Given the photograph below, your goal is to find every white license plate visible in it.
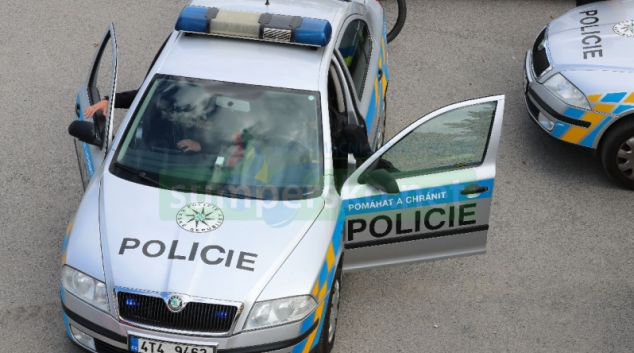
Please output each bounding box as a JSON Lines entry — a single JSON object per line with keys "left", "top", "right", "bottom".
{"left": 130, "top": 337, "right": 216, "bottom": 353}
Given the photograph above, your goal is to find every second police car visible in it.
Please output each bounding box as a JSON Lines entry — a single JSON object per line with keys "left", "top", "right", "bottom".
{"left": 525, "top": 0, "right": 634, "bottom": 189}
{"left": 62, "top": 0, "right": 505, "bottom": 352}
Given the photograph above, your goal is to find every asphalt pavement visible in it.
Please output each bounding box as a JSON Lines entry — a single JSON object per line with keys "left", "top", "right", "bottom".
{"left": 1, "top": 0, "right": 633, "bottom": 352}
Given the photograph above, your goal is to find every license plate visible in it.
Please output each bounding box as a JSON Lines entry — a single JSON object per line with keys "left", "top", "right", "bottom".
{"left": 130, "top": 336, "right": 216, "bottom": 353}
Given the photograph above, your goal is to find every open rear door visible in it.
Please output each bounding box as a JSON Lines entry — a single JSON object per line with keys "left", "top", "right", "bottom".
{"left": 72, "top": 24, "right": 118, "bottom": 189}
{"left": 342, "top": 96, "right": 505, "bottom": 271}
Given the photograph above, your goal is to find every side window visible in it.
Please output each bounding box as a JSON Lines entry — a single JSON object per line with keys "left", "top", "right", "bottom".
{"left": 338, "top": 20, "right": 372, "bottom": 99}
{"left": 381, "top": 102, "right": 497, "bottom": 177}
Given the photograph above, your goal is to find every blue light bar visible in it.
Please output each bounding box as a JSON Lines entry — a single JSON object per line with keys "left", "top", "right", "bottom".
{"left": 174, "top": 5, "right": 332, "bottom": 47}
{"left": 295, "top": 18, "right": 332, "bottom": 47}
{"left": 175, "top": 6, "right": 209, "bottom": 33}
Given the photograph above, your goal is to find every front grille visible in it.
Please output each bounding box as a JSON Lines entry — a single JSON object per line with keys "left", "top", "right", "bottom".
{"left": 117, "top": 292, "right": 239, "bottom": 334}
{"left": 532, "top": 28, "right": 551, "bottom": 77}
{"left": 95, "top": 339, "right": 127, "bottom": 353}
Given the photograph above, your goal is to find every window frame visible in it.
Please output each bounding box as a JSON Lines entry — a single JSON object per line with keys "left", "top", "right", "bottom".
{"left": 336, "top": 18, "right": 374, "bottom": 101}
{"left": 379, "top": 103, "right": 499, "bottom": 180}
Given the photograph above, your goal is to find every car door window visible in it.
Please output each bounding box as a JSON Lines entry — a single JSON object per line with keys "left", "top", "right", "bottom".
{"left": 381, "top": 102, "right": 497, "bottom": 178}
{"left": 338, "top": 19, "right": 372, "bottom": 99}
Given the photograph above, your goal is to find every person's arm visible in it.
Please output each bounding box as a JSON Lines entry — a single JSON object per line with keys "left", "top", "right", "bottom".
{"left": 105, "top": 90, "right": 139, "bottom": 109}
{"left": 84, "top": 90, "right": 139, "bottom": 118}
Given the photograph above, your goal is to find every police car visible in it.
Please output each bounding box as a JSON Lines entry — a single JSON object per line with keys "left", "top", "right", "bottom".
{"left": 62, "top": 0, "right": 505, "bottom": 352}
{"left": 525, "top": 0, "right": 634, "bottom": 189}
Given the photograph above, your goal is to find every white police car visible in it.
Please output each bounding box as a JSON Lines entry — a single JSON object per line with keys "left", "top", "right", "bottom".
{"left": 62, "top": 0, "right": 506, "bottom": 352}
{"left": 525, "top": 0, "right": 634, "bottom": 189}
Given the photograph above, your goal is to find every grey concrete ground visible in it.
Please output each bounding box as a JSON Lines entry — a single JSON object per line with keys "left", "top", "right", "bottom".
{"left": 1, "top": 0, "right": 633, "bottom": 352}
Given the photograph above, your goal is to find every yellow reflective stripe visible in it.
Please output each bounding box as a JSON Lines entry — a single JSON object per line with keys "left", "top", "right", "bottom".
{"left": 302, "top": 300, "right": 326, "bottom": 353}
{"left": 311, "top": 281, "right": 320, "bottom": 298}
{"left": 594, "top": 104, "right": 615, "bottom": 113}
{"left": 561, "top": 112, "right": 605, "bottom": 144}
{"left": 374, "top": 79, "right": 380, "bottom": 113}
{"left": 326, "top": 244, "right": 335, "bottom": 271}
{"left": 588, "top": 94, "right": 602, "bottom": 102}
{"left": 625, "top": 92, "right": 634, "bottom": 103}
{"left": 66, "top": 218, "right": 75, "bottom": 235}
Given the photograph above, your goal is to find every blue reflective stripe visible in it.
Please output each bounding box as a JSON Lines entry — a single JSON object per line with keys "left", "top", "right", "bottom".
{"left": 343, "top": 179, "right": 494, "bottom": 216}
{"left": 309, "top": 296, "right": 328, "bottom": 350}
{"left": 563, "top": 107, "right": 585, "bottom": 119}
{"left": 76, "top": 93, "right": 95, "bottom": 178}
{"left": 82, "top": 142, "right": 95, "bottom": 178}
{"left": 613, "top": 105, "right": 634, "bottom": 116}
{"left": 62, "top": 311, "right": 73, "bottom": 340}
{"left": 601, "top": 92, "right": 627, "bottom": 103}
{"left": 551, "top": 122, "right": 571, "bottom": 139}
{"left": 366, "top": 86, "right": 377, "bottom": 135}
{"left": 331, "top": 209, "right": 344, "bottom": 255}
{"left": 175, "top": 6, "right": 209, "bottom": 32}
{"left": 580, "top": 115, "right": 613, "bottom": 148}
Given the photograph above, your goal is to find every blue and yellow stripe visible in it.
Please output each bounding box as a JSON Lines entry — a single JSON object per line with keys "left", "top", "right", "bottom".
{"left": 552, "top": 92, "right": 634, "bottom": 148}
{"left": 365, "top": 22, "right": 389, "bottom": 135}
{"left": 292, "top": 211, "right": 344, "bottom": 353}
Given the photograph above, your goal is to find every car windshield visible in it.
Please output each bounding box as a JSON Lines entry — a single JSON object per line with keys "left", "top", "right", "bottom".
{"left": 112, "top": 75, "right": 323, "bottom": 200}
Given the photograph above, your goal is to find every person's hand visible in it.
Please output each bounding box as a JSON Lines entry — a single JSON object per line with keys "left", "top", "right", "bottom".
{"left": 177, "top": 139, "right": 202, "bottom": 153}
{"left": 84, "top": 99, "right": 108, "bottom": 118}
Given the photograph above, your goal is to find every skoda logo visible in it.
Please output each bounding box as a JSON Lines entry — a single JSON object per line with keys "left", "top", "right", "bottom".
{"left": 176, "top": 202, "right": 224, "bottom": 233}
{"left": 167, "top": 295, "right": 184, "bottom": 312}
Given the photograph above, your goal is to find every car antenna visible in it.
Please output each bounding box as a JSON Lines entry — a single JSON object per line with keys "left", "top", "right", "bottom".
{"left": 265, "top": 0, "right": 269, "bottom": 5}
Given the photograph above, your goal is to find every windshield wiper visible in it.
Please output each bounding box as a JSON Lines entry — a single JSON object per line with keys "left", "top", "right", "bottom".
{"left": 203, "top": 188, "right": 264, "bottom": 200}
{"left": 114, "top": 162, "right": 164, "bottom": 188}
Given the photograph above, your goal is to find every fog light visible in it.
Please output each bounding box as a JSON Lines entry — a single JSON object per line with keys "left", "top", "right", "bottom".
{"left": 70, "top": 325, "right": 96, "bottom": 350}
{"left": 538, "top": 112, "right": 555, "bottom": 131}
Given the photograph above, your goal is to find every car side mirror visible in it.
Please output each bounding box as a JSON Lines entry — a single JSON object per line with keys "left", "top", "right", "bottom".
{"left": 363, "top": 168, "right": 400, "bottom": 194}
{"left": 68, "top": 120, "right": 103, "bottom": 148}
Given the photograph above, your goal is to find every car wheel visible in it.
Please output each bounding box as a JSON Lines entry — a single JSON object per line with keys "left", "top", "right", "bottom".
{"left": 312, "top": 265, "right": 342, "bottom": 353}
{"left": 576, "top": 0, "right": 605, "bottom": 6}
{"left": 600, "top": 119, "right": 634, "bottom": 190}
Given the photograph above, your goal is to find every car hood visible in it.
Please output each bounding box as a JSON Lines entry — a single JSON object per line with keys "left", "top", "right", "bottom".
{"left": 99, "top": 172, "right": 325, "bottom": 304}
{"left": 547, "top": 1, "right": 634, "bottom": 70}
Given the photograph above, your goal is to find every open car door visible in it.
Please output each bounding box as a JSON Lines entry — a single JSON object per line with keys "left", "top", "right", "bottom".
{"left": 71, "top": 24, "right": 118, "bottom": 190}
{"left": 342, "top": 96, "right": 505, "bottom": 271}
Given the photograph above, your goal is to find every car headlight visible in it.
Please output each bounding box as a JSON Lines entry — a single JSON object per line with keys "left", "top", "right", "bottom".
{"left": 544, "top": 73, "right": 590, "bottom": 110}
{"left": 244, "top": 296, "right": 316, "bottom": 331}
{"left": 61, "top": 266, "right": 109, "bottom": 312}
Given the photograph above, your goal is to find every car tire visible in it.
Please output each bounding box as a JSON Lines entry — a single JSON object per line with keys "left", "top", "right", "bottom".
{"left": 312, "top": 265, "right": 342, "bottom": 353}
{"left": 576, "top": 0, "right": 605, "bottom": 6}
{"left": 600, "top": 118, "right": 634, "bottom": 190}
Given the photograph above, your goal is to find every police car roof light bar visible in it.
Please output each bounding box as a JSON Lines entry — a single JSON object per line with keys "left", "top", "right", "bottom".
{"left": 175, "top": 5, "right": 332, "bottom": 47}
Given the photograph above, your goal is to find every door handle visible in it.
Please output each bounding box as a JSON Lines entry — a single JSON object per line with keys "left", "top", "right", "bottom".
{"left": 460, "top": 186, "right": 489, "bottom": 195}
{"left": 378, "top": 68, "right": 383, "bottom": 81}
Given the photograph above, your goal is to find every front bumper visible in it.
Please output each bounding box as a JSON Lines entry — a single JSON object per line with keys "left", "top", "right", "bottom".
{"left": 62, "top": 288, "right": 321, "bottom": 353}
{"left": 524, "top": 50, "right": 603, "bottom": 149}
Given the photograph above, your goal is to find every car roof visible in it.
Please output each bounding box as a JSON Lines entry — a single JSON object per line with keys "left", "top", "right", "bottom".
{"left": 155, "top": 0, "right": 348, "bottom": 91}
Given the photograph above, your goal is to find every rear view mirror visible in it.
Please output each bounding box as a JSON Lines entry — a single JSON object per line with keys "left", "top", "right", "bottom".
{"left": 68, "top": 120, "right": 103, "bottom": 148}
{"left": 364, "top": 169, "right": 400, "bottom": 194}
